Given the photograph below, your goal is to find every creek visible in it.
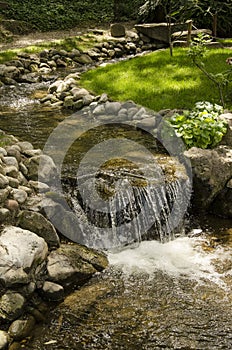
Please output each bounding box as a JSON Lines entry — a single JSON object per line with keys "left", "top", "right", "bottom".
{"left": 0, "top": 80, "right": 231, "bottom": 349}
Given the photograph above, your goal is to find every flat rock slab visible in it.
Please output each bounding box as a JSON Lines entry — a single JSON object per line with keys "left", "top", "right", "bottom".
{"left": 135, "top": 23, "right": 188, "bottom": 43}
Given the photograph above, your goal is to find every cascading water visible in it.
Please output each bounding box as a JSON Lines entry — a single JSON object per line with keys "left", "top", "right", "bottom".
{"left": 0, "top": 85, "right": 231, "bottom": 350}
{"left": 64, "top": 152, "right": 191, "bottom": 251}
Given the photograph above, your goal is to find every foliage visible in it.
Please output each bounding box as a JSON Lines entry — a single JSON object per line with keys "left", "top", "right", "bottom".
{"left": 81, "top": 47, "right": 232, "bottom": 111}
{"left": 188, "top": 33, "right": 232, "bottom": 107}
{"left": 138, "top": 0, "right": 232, "bottom": 37}
{"left": 138, "top": 0, "right": 198, "bottom": 23}
{"left": 189, "top": 0, "right": 232, "bottom": 37}
{"left": 138, "top": 0, "right": 199, "bottom": 56}
{"left": 0, "top": 0, "right": 113, "bottom": 31}
{"left": 0, "top": 0, "right": 142, "bottom": 31}
{"left": 168, "top": 101, "right": 227, "bottom": 149}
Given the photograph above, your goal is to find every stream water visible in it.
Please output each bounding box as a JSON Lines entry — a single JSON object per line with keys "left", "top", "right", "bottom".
{"left": 0, "top": 83, "right": 231, "bottom": 349}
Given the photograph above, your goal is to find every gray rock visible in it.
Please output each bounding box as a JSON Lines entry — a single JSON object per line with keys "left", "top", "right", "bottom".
{"left": 0, "top": 226, "right": 48, "bottom": 287}
{"left": 27, "top": 154, "right": 57, "bottom": 183}
{"left": 41, "top": 281, "right": 64, "bottom": 301}
{"left": 17, "top": 171, "right": 28, "bottom": 186}
{"left": 73, "top": 54, "right": 92, "bottom": 65}
{"left": 18, "top": 185, "right": 32, "bottom": 195}
{"left": 0, "top": 292, "right": 25, "bottom": 321}
{"left": 0, "top": 147, "right": 7, "bottom": 156}
{"left": 71, "top": 87, "right": 89, "bottom": 100}
{"left": 136, "top": 116, "right": 158, "bottom": 130}
{"left": 18, "top": 210, "right": 60, "bottom": 248}
{"left": 73, "top": 99, "right": 84, "bottom": 110}
{"left": 6, "top": 176, "right": 19, "bottom": 188}
{"left": 28, "top": 180, "right": 50, "bottom": 193}
{"left": 135, "top": 23, "right": 189, "bottom": 43}
{"left": 63, "top": 96, "right": 75, "bottom": 108}
{"left": 184, "top": 146, "right": 232, "bottom": 209}
{"left": 105, "top": 101, "right": 122, "bottom": 115}
{"left": 0, "top": 174, "right": 9, "bottom": 189}
{"left": 98, "top": 93, "right": 108, "bottom": 103}
{"left": 128, "top": 107, "right": 140, "bottom": 119}
{"left": 0, "top": 330, "right": 9, "bottom": 349}
{"left": 132, "top": 107, "right": 148, "bottom": 120}
{"left": 5, "top": 165, "right": 18, "bottom": 178}
{"left": 0, "top": 188, "right": 10, "bottom": 202}
{"left": 12, "top": 188, "right": 27, "bottom": 204}
{"left": 19, "top": 73, "right": 40, "bottom": 84}
{"left": 8, "top": 316, "right": 35, "bottom": 341}
{"left": 47, "top": 243, "right": 107, "bottom": 286}
{"left": 0, "top": 208, "right": 10, "bottom": 223}
{"left": 93, "top": 104, "right": 106, "bottom": 115}
{"left": 5, "top": 146, "right": 21, "bottom": 162}
{"left": 19, "top": 162, "right": 28, "bottom": 176}
{"left": 82, "top": 94, "right": 94, "bottom": 106}
{"left": 22, "top": 149, "right": 42, "bottom": 157}
{"left": 48, "top": 80, "right": 63, "bottom": 94}
{"left": 56, "top": 58, "right": 67, "bottom": 68}
{"left": 16, "top": 141, "right": 33, "bottom": 152}
{"left": 110, "top": 23, "right": 126, "bottom": 37}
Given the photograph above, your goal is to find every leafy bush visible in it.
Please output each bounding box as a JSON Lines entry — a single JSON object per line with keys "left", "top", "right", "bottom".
{"left": 0, "top": 0, "right": 143, "bottom": 32}
{"left": 168, "top": 101, "right": 227, "bottom": 149}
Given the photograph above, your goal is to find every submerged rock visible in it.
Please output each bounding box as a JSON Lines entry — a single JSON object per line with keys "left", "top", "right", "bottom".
{"left": 0, "top": 292, "right": 25, "bottom": 321}
{"left": 0, "top": 330, "right": 9, "bottom": 350}
{"left": 8, "top": 316, "right": 35, "bottom": 341}
{"left": 41, "top": 281, "right": 64, "bottom": 301}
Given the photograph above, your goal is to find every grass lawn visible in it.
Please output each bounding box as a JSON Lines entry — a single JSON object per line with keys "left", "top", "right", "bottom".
{"left": 81, "top": 47, "right": 232, "bottom": 111}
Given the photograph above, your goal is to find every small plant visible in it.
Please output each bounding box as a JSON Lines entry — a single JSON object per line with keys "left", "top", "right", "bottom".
{"left": 188, "top": 33, "right": 232, "bottom": 107}
{"left": 168, "top": 101, "right": 227, "bottom": 149}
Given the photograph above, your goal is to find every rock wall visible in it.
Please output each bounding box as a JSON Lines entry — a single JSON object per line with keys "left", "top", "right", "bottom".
{"left": 0, "top": 131, "right": 108, "bottom": 349}
{"left": 0, "top": 28, "right": 166, "bottom": 87}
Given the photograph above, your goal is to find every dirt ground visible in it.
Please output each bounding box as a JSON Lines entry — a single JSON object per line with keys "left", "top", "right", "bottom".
{"left": 0, "top": 22, "right": 136, "bottom": 51}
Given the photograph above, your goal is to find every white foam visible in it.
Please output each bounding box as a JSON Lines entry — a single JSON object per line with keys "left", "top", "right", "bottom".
{"left": 108, "top": 237, "right": 231, "bottom": 289}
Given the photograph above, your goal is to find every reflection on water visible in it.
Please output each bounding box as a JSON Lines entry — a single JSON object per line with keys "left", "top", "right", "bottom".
{"left": 0, "top": 83, "right": 231, "bottom": 350}
{"left": 24, "top": 232, "right": 231, "bottom": 350}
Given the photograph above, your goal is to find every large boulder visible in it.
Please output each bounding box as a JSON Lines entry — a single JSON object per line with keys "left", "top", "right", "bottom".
{"left": 47, "top": 243, "right": 108, "bottom": 286}
{"left": 0, "top": 226, "right": 48, "bottom": 287}
{"left": 135, "top": 23, "right": 187, "bottom": 43}
{"left": 17, "top": 210, "right": 60, "bottom": 248}
{"left": 110, "top": 23, "right": 126, "bottom": 38}
{"left": 184, "top": 146, "right": 232, "bottom": 211}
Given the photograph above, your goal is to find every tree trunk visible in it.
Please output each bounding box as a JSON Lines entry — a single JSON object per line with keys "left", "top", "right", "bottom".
{"left": 212, "top": 13, "right": 217, "bottom": 37}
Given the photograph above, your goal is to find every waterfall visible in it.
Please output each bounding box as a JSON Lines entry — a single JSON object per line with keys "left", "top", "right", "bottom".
{"left": 67, "top": 159, "right": 191, "bottom": 251}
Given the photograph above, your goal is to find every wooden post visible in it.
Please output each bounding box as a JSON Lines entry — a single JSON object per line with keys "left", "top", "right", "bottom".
{"left": 186, "top": 20, "right": 192, "bottom": 47}
{"left": 213, "top": 13, "right": 217, "bottom": 38}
